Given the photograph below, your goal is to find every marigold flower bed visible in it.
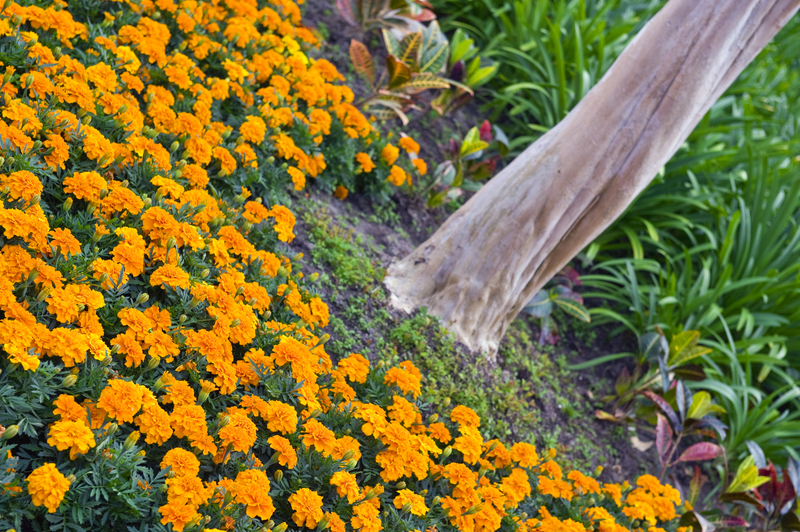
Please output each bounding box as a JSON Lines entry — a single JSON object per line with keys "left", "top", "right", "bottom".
{"left": 0, "top": 0, "right": 688, "bottom": 530}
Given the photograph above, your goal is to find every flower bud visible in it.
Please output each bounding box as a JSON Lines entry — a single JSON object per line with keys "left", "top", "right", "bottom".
{"left": 428, "top": 413, "right": 439, "bottom": 424}
{"left": 401, "top": 503, "right": 413, "bottom": 514}
{"left": 36, "top": 286, "right": 53, "bottom": 302}
{"left": 363, "top": 488, "right": 378, "bottom": 501}
{"left": 110, "top": 343, "right": 121, "bottom": 355}
{"left": 1, "top": 424, "right": 19, "bottom": 440}
{"left": 266, "top": 156, "right": 275, "bottom": 164}
{"left": 466, "top": 504, "right": 483, "bottom": 515}
{"left": 594, "top": 465, "right": 604, "bottom": 477}
{"left": 218, "top": 415, "right": 231, "bottom": 429}
{"left": 342, "top": 450, "right": 355, "bottom": 461}
{"left": 346, "top": 459, "right": 358, "bottom": 470}
{"left": 274, "top": 523, "right": 288, "bottom": 532}
{"left": 31, "top": 139, "right": 42, "bottom": 151}
{"left": 309, "top": 408, "right": 322, "bottom": 418}
{"left": 189, "top": 297, "right": 202, "bottom": 309}
{"left": 98, "top": 154, "right": 111, "bottom": 167}
{"left": 63, "top": 197, "right": 73, "bottom": 211}
{"left": 86, "top": 203, "right": 96, "bottom": 215}
{"left": 62, "top": 374, "right": 78, "bottom": 387}
{"left": 146, "top": 356, "right": 161, "bottom": 371}
{"left": 0, "top": 157, "right": 5, "bottom": 167}
{"left": 277, "top": 266, "right": 289, "bottom": 277}
{"left": 170, "top": 141, "right": 180, "bottom": 153}
{"left": 201, "top": 268, "right": 210, "bottom": 278}
{"left": 143, "top": 197, "right": 152, "bottom": 207}
{"left": 98, "top": 273, "right": 109, "bottom": 286}
{"left": 136, "top": 293, "right": 149, "bottom": 305}
{"left": 317, "top": 514, "right": 331, "bottom": 531}
{"left": 395, "top": 481, "right": 406, "bottom": 489}
{"left": 105, "top": 423, "right": 119, "bottom": 437}
{"left": 274, "top": 469, "right": 283, "bottom": 482}
{"left": 24, "top": 73, "right": 34, "bottom": 88}
{"left": 441, "top": 446, "right": 453, "bottom": 461}
{"left": 230, "top": 318, "right": 241, "bottom": 328}
{"left": 123, "top": 431, "right": 140, "bottom": 451}
{"left": 5, "top": 156, "right": 14, "bottom": 166}
{"left": 431, "top": 496, "right": 441, "bottom": 506}
{"left": 81, "top": 115, "right": 92, "bottom": 126}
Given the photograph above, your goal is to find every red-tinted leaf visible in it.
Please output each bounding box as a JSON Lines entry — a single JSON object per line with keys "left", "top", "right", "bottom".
{"left": 677, "top": 442, "right": 722, "bottom": 463}
{"left": 450, "top": 60, "right": 464, "bottom": 83}
{"left": 349, "top": 40, "right": 375, "bottom": 86}
{"left": 656, "top": 413, "right": 672, "bottom": 464}
{"left": 336, "top": 0, "right": 357, "bottom": 25}
{"left": 689, "top": 465, "right": 705, "bottom": 506}
{"left": 411, "top": 8, "right": 436, "bottom": 21}
{"left": 642, "top": 390, "right": 682, "bottom": 431}
{"left": 717, "top": 516, "right": 748, "bottom": 527}
{"left": 479, "top": 120, "right": 492, "bottom": 142}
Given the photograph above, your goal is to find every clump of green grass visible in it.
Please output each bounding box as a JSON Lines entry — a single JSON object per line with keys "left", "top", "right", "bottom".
{"left": 301, "top": 205, "right": 380, "bottom": 289}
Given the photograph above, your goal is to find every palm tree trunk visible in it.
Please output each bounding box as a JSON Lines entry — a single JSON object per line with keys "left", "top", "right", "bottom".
{"left": 384, "top": 0, "right": 800, "bottom": 355}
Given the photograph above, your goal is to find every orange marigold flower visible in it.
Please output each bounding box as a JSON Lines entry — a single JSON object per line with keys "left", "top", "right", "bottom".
{"left": 387, "top": 165, "right": 407, "bottom": 186}
{"left": 47, "top": 419, "right": 96, "bottom": 460}
{"left": 234, "top": 468, "right": 275, "bottom": 520}
{"left": 49, "top": 228, "right": 81, "bottom": 257}
{"left": 97, "top": 378, "right": 145, "bottom": 423}
{"left": 269, "top": 205, "right": 296, "bottom": 242}
{"left": 160, "top": 448, "right": 200, "bottom": 478}
{"left": 289, "top": 487, "right": 324, "bottom": 528}
{"left": 394, "top": 489, "right": 428, "bottom": 516}
{"left": 510, "top": 442, "right": 539, "bottom": 468}
{"left": 135, "top": 404, "right": 174, "bottom": 445}
{"left": 330, "top": 471, "right": 360, "bottom": 503}
{"left": 219, "top": 412, "right": 257, "bottom": 453}
{"left": 268, "top": 435, "right": 298, "bottom": 469}
{"left": 412, "top": 158, "right": 427, "bottom": 175}
{"left": 302, "top": 418, "right": 336, "bottom": 456}
{"left": 337, "top": 353, "right": 370, "bottom": 383}
{"left": 240, "top": 115, "right": 267, "bottom": 144}
{"left": 63, "top": 171, "right": 107, "bottom": 203}
{"left": 384, "top": 361, "right": 422, "bottom": 399}
{"left": 150, "top": 264, "right": 191, "bottom": 289}
{"left": 356, "top": 152, "right": 375, "bottom": 173}
{"left": 27, "top": 463, "right": 70, "bottom": 513}
{"left": 333, "top": 185, "right": 348, "bottom": 200}
{"left": 381, "top": 143, "right": 399, "bottom": 165}
{"left": 288, "top": 166, "right": 305, "bottom": 191}
{"left": 262, "top": 400, "right": 298, "bottom": 434}
{"left": 2, "top": 170, "right": 42, "bottom": 201}
{"left": 398, "top": 137, "right": 420, "bottom": 154}
{"left": 568, "top": 470, "right": 601, "bottom": 495}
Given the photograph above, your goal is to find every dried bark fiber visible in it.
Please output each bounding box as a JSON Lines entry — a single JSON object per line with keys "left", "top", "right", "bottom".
{"left": 385, "top": 0, "right": 800, "bottom": 355}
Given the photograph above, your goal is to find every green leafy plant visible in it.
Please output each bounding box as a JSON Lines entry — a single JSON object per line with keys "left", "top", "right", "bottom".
{"left": 430, "top": 28, "right": 498, "bottom": 116}
{"left": 336, "top": 0, "right": 437, "bottom": 32}
{"left": 423, "top": 120, "right": 508, "bottom": 207}
{"left": 350, "top": 22, "right": 467, "bottom": 123}
{"left": 518, "top": 267, "right": 589, "bottom": 344}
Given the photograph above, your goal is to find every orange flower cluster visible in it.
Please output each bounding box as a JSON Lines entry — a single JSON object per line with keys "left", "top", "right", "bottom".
{"left": 0, "top": 0, "right": 686, "bottom": 530}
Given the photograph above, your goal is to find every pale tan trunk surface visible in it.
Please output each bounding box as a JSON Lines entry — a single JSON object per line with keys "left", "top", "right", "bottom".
{"left": 384, "top": 0, "right": 800, "bottom": 355}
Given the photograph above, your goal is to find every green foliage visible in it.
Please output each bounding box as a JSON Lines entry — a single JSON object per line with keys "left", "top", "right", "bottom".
{"left": 301, "top": 204, "right": 381, "bottom": 290}
{"left": 429, "top": 0, "right": 662, "bottom": 152}
{"left": 423, "top": 120, "right": 508, "bottom": 206}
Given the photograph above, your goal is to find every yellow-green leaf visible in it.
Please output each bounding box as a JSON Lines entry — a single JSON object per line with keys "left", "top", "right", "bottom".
{"left": 386, "top": 55, "right": 412, "bottom": 89}
{"left": 686, "top": 391, "right": 712, "bottom": 420}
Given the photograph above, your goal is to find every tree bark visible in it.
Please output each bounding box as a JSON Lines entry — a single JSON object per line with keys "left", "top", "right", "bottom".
{"left": 384, "top": 0, "right": 800, "bottom": 355}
